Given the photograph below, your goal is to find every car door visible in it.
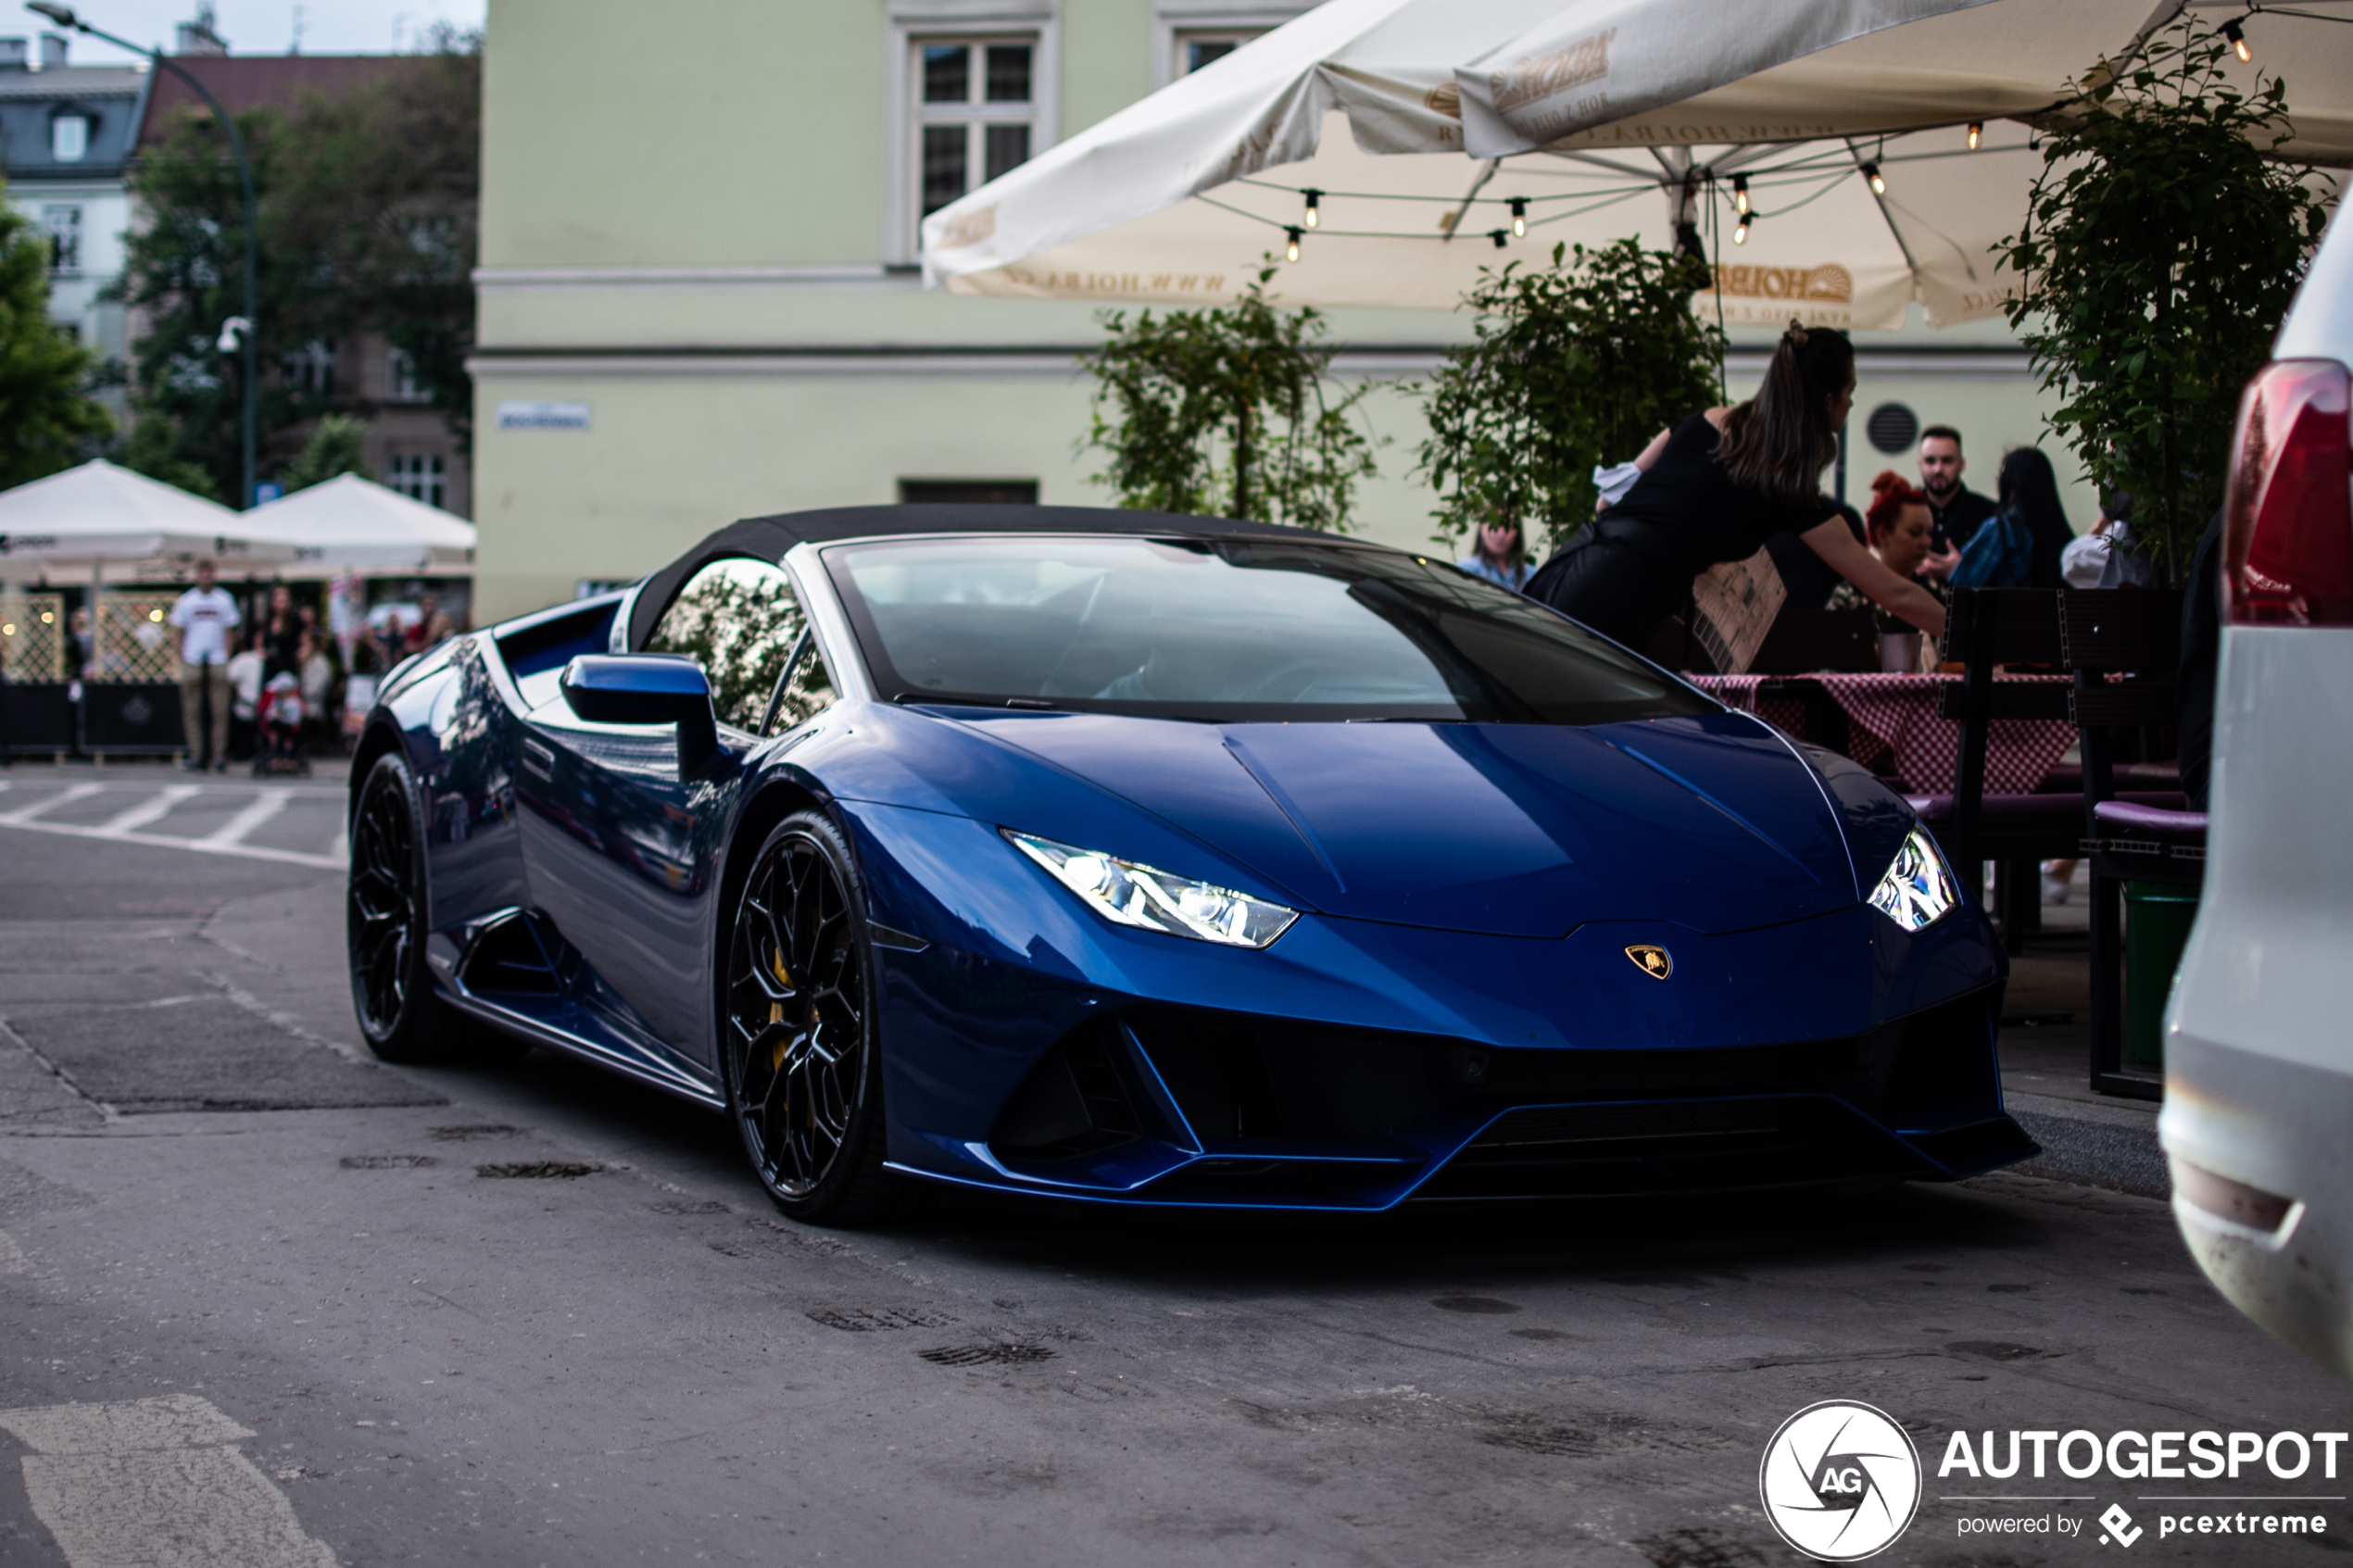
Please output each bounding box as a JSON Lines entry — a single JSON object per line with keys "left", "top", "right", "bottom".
{"left": 516, "top": 556, "right": 836, "bottom": 1071}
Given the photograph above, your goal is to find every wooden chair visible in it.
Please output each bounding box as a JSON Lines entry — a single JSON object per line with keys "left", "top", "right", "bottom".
{"left": 1920, "top": 588, "right": 2192, "bottom": 950}
{"left": 1917, "top": 589, "right": 2078, "bottom": 948}
{"left": 2062, "top": 588, "right": 2198, "bottom": 1101}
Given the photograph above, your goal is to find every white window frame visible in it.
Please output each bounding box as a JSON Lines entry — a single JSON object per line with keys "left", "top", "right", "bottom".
{"left": 385, "top": 452, "right": 447, "bottom": 509}
{"left": 384, "top": 345, "right": 428, "bottom": 403}
{"left": 1151, "top": 4, "right": 1308, "bottom": 89}
{"left": 39, "top": 205, "right": 82, "bottom": 274}
{"left": 886, "top": 2, "right": 1058, "bottom": 265}
{"left": 50, "top": 112, "right": 89, "bottom": 162}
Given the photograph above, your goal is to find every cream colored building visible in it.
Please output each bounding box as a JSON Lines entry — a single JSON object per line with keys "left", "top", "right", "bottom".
{"left": 472, "top": 0, "right": 2083, "bottom": 623}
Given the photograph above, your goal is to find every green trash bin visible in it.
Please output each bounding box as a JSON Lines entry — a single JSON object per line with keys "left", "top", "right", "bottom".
{"left": 2125, "top": 881, "right": 2200, "bottom": 1073}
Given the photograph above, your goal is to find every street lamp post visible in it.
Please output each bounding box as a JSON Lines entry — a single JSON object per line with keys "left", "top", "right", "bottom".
{"left": 29, "top": 3, "right": 258, "bottom": 510}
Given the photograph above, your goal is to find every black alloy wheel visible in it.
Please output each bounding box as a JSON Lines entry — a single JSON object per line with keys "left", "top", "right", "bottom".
{"left": 348, "top": 752, "right": 445, "bottom": 1061}
{"left": 347, "top": 752, "right": 527, "bottom": 1067}
{"left": 724, "top": 810, "right": 900, "bottom": 1225}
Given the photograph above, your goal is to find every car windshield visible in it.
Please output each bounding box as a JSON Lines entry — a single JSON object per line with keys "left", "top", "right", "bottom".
{"left": 821, "top": 534, "right": 1712, "bottom": 724}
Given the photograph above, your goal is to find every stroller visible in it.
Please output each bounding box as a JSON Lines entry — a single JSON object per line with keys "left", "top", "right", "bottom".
{"left": 253, "top": 672, "right": 311, "bottom": 777}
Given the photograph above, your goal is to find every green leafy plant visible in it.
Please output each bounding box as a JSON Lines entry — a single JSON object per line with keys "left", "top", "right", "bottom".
{"left": 1081, "top": 270, "right": 1379, "bottom": 530}
{"left": 1998, "top": 19, "right": 2331, "bottom": 583}
{"left": 277, "top": 413, "right": 373, "bottom": 493}
{"left": 0, "top": 182, "right": 113, "bottom": 487}
{"left": 1416, "top": 238, "right": 1724, "bottom": 552}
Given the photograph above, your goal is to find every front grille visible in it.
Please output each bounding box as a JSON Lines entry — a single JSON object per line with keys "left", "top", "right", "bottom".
{"left": 1417, "top": 1098, "right": 1917, "bottom": 1200}
{"left": 983, "top": 987, "right": 2008, "bottom": 1196}
{"left": 1468, "top": 1100, "right": 1786, "bottom": 1148}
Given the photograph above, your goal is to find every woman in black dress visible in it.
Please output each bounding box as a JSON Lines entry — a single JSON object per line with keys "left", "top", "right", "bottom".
{"left": 1527, "top": 322, "right": 1947, "bottom": 648}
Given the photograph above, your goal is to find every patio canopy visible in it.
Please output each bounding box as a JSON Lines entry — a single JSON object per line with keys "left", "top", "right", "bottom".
{"left": 244, "top": 474, "right": 476, "bottom": 576}
{"left": 0, "top": 460, "right": 294, "bottom": 579}
{"left": 920, "top": 0, "right": 2350, "bottom": 322}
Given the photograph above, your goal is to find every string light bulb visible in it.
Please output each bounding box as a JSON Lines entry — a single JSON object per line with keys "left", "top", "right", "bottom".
{"left": 1489, "top": 229, "right": 1508, "bottom": 248}
{"left": 1733, "top": 209, "right": 1754, "bottom": 245}
{"left": 1967, "top": 121, "right": 1982, "bottom": 150}
{"left": 2223, "top": 18, "right": 2249, "bottom": 60}
{"left": 1302, "top": 188, "right": 1321, "bottom": 229}
{"left": 1285, "top": 227, "right": 1302, "bottom": 263}
{"left": 1732, "top": 174, "right": 1749, "bottom": 215}
{"left": 1862, "top": 161, "right": 1884, "bottom": 194}
{"left": 1508, "top": 197, "right": 1527, "bottom": 238}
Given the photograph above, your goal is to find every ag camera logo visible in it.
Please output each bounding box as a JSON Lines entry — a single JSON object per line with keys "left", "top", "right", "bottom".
{"left": 1760, "top": 1400, "right": 1923, "bottom": 1561}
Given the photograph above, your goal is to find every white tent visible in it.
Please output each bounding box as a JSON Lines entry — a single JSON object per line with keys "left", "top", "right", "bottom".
{"left": 244, "top": 474, "right": 476, "bottom": 576}
{"left": 921, "top": 0, "right": 2350, "bottom": 321}
{"left": 0, "top": 460, "right": 294, "bottom": 580}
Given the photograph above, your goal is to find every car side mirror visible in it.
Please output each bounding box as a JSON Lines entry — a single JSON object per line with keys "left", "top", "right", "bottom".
{"left": 558, "top": 655, "right": 720, "bottom": 777}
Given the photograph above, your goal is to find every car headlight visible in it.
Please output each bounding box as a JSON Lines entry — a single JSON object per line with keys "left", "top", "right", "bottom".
{"left": 1002, "top": 829, "right": 1299, "bottom": 948}
{"left": 1868, "top": 826, "right": 1959, "bottom": 932}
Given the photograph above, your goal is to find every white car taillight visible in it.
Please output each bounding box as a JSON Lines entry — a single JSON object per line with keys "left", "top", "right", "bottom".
{"left": 2222, "top": 358, "right": 2353, "bottom": 625}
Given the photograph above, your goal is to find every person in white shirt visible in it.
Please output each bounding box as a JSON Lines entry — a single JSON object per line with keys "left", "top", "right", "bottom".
{"left": 168, "top": 561, "right": 241, "bottom": 770}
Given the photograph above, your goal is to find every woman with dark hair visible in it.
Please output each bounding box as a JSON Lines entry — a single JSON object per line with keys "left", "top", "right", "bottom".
{"left": 1993, "top": 446, "right": 2075, "bottom": 591}
{"left": 1527, "top": 320, "right": 1946, "bottom": 648}
{"left": 1458, "top": 511, "right": 1533, "bottom": 592}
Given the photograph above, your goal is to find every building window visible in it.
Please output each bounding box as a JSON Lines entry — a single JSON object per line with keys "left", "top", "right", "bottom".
{"left": 386, "top": 452, "right": 446, "bottom": 509}
{"left": 50, "top": 113, "right": 89, "bottom": 162}
{"left": 283, "top": 339, "right": 337, "bottom": 396}
{"left": 40, "top": 206, "right": 82, "bottom": 273}
{"left": 384, "top": 346, "right": 428, "bottom": 403}
{"left": 912, "top": 36, "right": 1037, "bottom": 234}
{"left": 1176, "top": 29, "right": 1261, "bottom": 76}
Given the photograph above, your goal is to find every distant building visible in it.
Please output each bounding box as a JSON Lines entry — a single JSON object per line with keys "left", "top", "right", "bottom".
{"left": 133, "top": 49, "right": 472, "bottom": 517}
{"left": 0, "top": 31, "right": 150, "bottom": 412}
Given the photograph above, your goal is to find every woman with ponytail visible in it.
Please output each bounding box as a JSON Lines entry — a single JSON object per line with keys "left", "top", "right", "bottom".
{"left": 1526, "top": 320, "right": 1947, "bottom": 649}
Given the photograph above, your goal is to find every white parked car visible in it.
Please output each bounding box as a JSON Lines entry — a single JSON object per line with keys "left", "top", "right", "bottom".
{"left": 2160, "top": 212, "right": 2353, "bottom": 1374}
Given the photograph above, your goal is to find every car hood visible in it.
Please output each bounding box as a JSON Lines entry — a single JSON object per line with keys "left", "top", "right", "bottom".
{"left": 953, "top": 710, "right": 1858, "bottom": 938}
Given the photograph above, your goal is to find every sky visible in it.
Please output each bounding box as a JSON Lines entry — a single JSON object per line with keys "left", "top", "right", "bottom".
{"left": 8, "top": 0, "right": 484, "bottom": 63}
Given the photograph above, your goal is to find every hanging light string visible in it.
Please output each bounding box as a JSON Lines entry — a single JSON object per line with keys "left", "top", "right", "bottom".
{"left": 1211, "top": 113, "right": 2073, "bottom": 254}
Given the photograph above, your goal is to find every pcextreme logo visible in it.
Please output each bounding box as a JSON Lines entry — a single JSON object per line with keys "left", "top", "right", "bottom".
{"left": 1759, "top": 1400, "right": 1923, "bottom": 1561}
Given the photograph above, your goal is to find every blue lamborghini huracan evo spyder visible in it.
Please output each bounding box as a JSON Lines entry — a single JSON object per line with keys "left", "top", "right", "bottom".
{"left": 346, "top": 505, "right": 2034, "bottom": 1224}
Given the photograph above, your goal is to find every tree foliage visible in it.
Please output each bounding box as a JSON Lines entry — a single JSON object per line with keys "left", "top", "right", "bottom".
{"left": 0, "top": 182, "right": 113, "bottom": 487}
{"left": 1998, "top": 20, "right": 2331, "bottom": 583}
{"left": 109, "top": 34, "right": 479, "bottom": 503}
{"left": 278, "top": 413, "right": 371, "bottom": 492}
{"left": 1081, "top": 272, "right": 1379, "bottom": 530}
{"left": 1416, "top": 238, "right": 1724, "bottom": 551}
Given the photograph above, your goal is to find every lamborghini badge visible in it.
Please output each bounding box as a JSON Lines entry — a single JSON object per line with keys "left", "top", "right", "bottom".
{"left": 1625, "top": 944, "right": 1673, "bottom": 979}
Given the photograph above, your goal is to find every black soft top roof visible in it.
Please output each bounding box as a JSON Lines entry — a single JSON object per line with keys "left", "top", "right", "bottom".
{"left": 627, "top": 502, "right": 1334, "bottom": 651}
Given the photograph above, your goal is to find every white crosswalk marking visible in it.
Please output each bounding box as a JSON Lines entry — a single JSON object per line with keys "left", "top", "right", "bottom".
{"left": 0, "top": 782, "right": 101, "bottom": 825}
{"left": 94, "top": 784, "right": 203, "bottom": 836}
{"left": 0, "top": 781, "right": 344, "bottom": 869}
{"left": 200, "top": 791, "right": 292, "bottom": 848}
{"left": 0, "top": 1395, "right": 337, "bottom": 1567}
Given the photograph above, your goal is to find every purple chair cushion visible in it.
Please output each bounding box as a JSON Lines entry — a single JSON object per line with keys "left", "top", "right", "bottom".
{"left": 1906, "top": 790, "right": 2187, "bottom": 825}
{"left": 2092, "top": 799, "right": 2208, "bottom": 843}
{"left": 2036, "top": 762, "right": 2183, "bottom": 795}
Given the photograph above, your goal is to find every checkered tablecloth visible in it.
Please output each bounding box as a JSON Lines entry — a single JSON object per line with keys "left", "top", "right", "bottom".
{"left": 1693, "top": 673, "right": 2077, "bottom": 795}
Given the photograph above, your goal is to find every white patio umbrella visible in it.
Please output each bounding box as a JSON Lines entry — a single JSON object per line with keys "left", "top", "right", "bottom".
{"left": 243, "top": 474, "right": 476, "bottom": 577}
{"left": 0, "top": 459, "right": 294, "bottom": 579}
{"left": 921, "top": 0, "right": 2350, "bottom": 322}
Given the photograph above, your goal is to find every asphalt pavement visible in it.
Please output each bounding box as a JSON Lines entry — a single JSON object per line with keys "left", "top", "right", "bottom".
{"left": 0, "top": 761, "right": 2341, "bottom": 1567}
